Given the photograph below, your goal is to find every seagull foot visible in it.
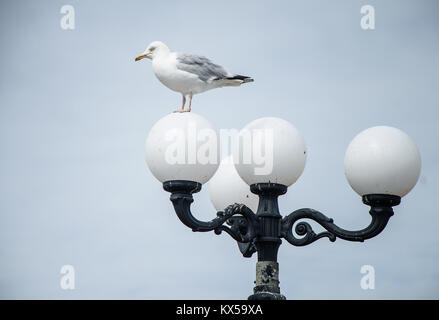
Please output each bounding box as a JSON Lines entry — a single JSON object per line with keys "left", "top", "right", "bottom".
{"left": 173, "top": 109, "right": 190, "bottom": 113}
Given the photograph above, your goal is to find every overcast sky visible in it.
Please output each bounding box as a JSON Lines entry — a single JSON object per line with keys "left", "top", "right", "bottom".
{"left": 0, "top": 0, "right": 438, "bottom": 299}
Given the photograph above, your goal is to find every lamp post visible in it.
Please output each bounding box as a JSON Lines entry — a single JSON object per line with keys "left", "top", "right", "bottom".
{"left": 145, "top": 114, "right": 421, "bottom": 300}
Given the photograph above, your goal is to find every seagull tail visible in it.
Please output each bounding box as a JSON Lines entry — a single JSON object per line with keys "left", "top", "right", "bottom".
{"left": 226, "top": 75, "right": 254, "bottom": 84}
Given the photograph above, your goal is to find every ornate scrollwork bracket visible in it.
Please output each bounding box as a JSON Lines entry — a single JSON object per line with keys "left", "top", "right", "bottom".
{"left": 280, "top": 194, "right": 401, "bottom": 246}
{"left": 163, "top": 180, "right": 258, "bottom": 257}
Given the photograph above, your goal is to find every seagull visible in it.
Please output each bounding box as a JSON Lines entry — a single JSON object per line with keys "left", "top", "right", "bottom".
{"left": 135, "top": 41, "right": 253, "bottom": 113}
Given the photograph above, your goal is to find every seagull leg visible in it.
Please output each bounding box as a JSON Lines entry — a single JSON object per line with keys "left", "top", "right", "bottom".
{"left": 174, "top": 93, "right": 192, "bottom": 113}
{"left": 173, "top": 95, "right": 186, "bottom": 113}
{"left": 187, "top": 92, "right": 192, "bottom": 112}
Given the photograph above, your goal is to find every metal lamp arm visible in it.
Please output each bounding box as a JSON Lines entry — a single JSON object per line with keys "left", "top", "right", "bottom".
{"left": 164, "top": 180, "right": 258, "bottom": 243}
{"left": 280, "top": 194, "right": 401, "bottom": 247}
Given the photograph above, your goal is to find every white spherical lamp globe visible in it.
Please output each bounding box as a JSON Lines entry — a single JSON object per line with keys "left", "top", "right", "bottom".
{"left": 145, "top": 113, "right": 219, "bottom": 184}
{"left": 234, "top": 117, "right": 307, "bottom": 186}
{"left": 209, "top": 156, "right": 259, "bottom": 212}
{"left": 344, "top": 126, "right": 421, "bottom": 197}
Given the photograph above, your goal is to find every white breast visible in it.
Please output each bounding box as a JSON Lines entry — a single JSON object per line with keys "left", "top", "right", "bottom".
{"left": 152, "top": 53, "right": 210, "bottom": 95}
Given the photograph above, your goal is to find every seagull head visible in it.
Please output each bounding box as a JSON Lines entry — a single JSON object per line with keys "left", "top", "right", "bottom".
{"left": 135, "top": 41, "right": 169, "bottom": 61}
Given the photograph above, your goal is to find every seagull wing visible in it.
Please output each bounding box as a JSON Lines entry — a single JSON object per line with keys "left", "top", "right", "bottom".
{"left": 176, "top": 53, "right": 230, "bottom": 83}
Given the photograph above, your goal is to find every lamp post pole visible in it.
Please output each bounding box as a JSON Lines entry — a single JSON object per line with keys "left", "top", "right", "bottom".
{"left": 247, "top": 183, "right": 286, "bottom": 300}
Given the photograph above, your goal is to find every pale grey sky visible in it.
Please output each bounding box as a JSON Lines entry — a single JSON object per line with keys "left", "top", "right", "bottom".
{"left": 0, "top": 0, "right": 438, "bottom": 299}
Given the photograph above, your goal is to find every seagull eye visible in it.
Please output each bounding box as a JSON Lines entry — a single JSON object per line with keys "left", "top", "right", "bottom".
{"left": 149, "top": 47, "right": 156, "bottom": 52}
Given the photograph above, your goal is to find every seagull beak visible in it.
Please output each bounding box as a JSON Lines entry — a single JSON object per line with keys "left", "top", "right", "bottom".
{"left": 135, "top": 53, "right": 148, "bottom": 61}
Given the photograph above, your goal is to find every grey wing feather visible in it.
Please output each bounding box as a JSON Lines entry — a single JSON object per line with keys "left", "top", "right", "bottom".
{"left": 176, "top": 53, "right": 230, "bottom": 82}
